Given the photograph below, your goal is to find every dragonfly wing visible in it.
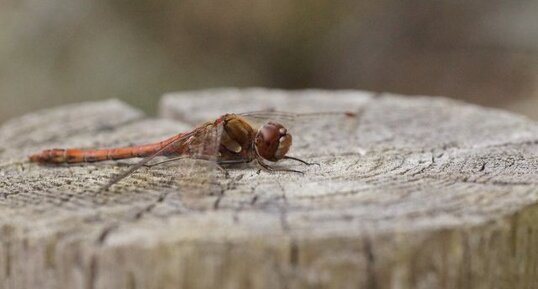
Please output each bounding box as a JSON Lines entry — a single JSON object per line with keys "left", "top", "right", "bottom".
{"left": 162, "top": 118, "right": 226, "bottom": 210}
{"left": 100, "top": 119, "right": 226, "bottom": 212}
{"left": 99, "top": 129, "right": 199, "bottom": 192}
{"left": 239, "top": 111, "right": 362, "bottom": 159}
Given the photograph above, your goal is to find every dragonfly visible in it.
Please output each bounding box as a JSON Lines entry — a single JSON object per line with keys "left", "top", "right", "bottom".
{"left": 29, "top": 111, "right": 357, "bottom": 192}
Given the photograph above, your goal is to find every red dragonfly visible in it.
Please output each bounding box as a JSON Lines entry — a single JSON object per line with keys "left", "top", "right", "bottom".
{"left": 29, "top": 111, "right": 355, "bottom": 191}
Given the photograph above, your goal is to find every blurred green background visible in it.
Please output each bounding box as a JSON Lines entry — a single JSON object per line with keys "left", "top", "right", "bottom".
{"left": 1, "top": 0, "right": 537, "bottom": 123}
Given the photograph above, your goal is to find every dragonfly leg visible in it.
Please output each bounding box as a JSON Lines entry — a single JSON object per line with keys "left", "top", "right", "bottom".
{"left": 256, "top": 159, "right": 304, "bottom": 174}
{"left": 144, "top": 155, "right": 229, "bottom": 174}
{"left": 283, "top": 156, "right": 320, "bottom": 166}
{"left": 217, "top": 159, "right": 251, "bottom": 165}
{"left": 216, "top": 159, "right": 253, "bottom": 177}
{"left": 144, "top": 156, "right": 191, "bottom": 168}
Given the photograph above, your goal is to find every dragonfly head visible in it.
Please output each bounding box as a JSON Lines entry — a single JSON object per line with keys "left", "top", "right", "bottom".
{"left": 255, "top": 122, "right": 292, "bottom": 162}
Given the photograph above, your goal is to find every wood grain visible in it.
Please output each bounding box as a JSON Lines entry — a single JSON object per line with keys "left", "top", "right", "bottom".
{"left": 1, "top": 89, "right": 538, "bottom": 289}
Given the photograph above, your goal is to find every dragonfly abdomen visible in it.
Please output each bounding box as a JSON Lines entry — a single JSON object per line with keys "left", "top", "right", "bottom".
{"left": 29, "top": 146, "right": 157, "bottom": 163}
{"left": 29, "top": 134, "right": 186, "bottom": 164}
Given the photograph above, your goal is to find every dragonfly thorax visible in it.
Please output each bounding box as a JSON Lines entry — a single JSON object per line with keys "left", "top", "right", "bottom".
{"left": 255, "top": 122, "right": 292, "bottom": 162}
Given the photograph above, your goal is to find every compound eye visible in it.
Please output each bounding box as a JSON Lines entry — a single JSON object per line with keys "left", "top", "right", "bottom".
{"left": 255, "top": 122, "right": 291, "bottom": 161}
{"left": 275, "top": 134, "right": 292, "bottom": 160}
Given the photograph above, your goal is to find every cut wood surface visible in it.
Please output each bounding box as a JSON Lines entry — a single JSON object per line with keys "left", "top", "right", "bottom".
{"left": 1, "top": 89, "right": 538, "bottom": 289}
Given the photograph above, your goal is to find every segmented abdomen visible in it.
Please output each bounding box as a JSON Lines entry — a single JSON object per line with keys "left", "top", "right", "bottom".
{"left": 29, "top": 134, "right": 185, "bottom": 164}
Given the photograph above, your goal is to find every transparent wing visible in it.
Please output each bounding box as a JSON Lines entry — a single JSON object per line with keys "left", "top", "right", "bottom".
{"left": 167, "top": 120, "right": 224, "bottom": 202}
{"left": 100, "top": 121, "right": 225, "bottom": 204}
{"left": 239, "top": 110, "right": 363, "bottom": 160}
{"left": 99, "top": 130, "right": 199, "bottom": 192}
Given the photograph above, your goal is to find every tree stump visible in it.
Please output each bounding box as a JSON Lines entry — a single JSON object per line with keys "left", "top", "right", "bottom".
{"left": 1, "top": 89, "right": 538, "bottom": 289}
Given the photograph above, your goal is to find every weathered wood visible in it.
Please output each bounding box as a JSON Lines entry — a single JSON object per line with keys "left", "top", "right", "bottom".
{"left": 2, "top": 89, "right": 538, "bottom": 289}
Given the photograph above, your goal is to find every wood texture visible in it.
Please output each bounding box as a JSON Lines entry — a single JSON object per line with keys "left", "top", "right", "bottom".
{"left": 2, "top": 89, "right": 538, "bottom": 289}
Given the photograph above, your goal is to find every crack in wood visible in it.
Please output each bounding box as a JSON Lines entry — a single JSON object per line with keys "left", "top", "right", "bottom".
{"left": 2, "top": 93, "right": 538, "bottom": 289}
{"left": 364, "top": 237, "right": 378, "bottom": 289}
{"left": 97, "top": 223, "right": 120, "bottom": 245}
{"left": 87, "top": 255, "right": 98, "bottom": 289}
